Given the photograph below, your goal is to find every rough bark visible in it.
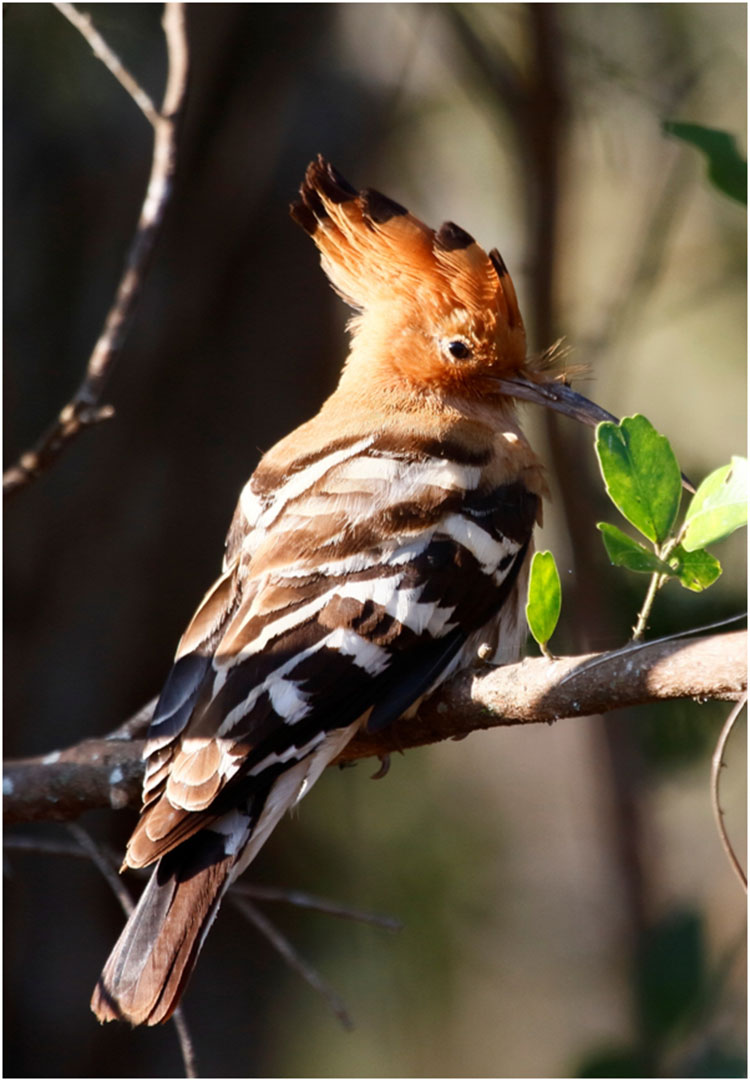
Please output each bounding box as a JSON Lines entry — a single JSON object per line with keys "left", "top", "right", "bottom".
{"left": 4, "top": 630, "right": 745, "bottom": 826}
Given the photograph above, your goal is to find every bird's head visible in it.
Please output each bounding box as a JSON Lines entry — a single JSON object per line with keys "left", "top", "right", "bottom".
{"left": 291, "top": 156, "right": 617, "bottom": 430}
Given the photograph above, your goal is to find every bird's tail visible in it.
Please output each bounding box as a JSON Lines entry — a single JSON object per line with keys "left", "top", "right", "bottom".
{"left": 92, "top": 726, "right": 361, "bottom": 1024}
{"left": 91, "top": 827, "right": 236, "bottom": 1026}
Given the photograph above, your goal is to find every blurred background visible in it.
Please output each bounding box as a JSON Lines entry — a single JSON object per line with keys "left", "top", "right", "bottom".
{"left": 4, "top": 3, "right": 746, "bottom": 1077}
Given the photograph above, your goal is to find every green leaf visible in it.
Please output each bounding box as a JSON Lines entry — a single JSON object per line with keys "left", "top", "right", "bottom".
{"left": 597, "top": 522, "right": 676, "bottom": 576}
{"left": 596, "top": 415, "right": 682, "bottom": 544}
{"left": 669, "top": 545, "right": 722, "bottom": 592}
{"left": 682, "top": 456, "right": 748, "bottom": 552}
{"left": 663, "top": 121, "right": 748, "bottom": 205}
{"left": 526, "top": 550, "right": 561, "bottom": 650}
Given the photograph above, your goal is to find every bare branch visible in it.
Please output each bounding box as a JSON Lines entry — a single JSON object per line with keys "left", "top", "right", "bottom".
{"left": 230, "top": 896, "right": 355, "bottom": 1031}
{"left": 4, "top": 3, "right": 189, "bottom": 500}
{"left": 170, "top": 1007, "right": 199, "bottom": 1080}
{"left": 3, "top": 834, "right": 402, "bottom": 933}
{"left": 67, "top": 822, "right": 135, "bottom": 916}
{"left": 54, "top": 3, "right": 161, "bottom": 125}
{"left": 340, "top": 628, "right": 748, "bottom": 763}
{"left": 4, "top": 630, "right": 745, "bottom": 827}
{"left": 231, "top": 883, "right": 403, "bottom": 933}
{"left": 4, "top": 737, "right": 145, "bottom": 825}
{"left": 4, "top": 835, "right": 108, "bottom": 860}
{"left": 710, "top": 694, "right": 747, "bottom": 893}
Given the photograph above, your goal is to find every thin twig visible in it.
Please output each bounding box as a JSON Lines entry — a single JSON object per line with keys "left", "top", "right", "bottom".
{"left": 3, "top": 833, "right": 402, "bottom": 942}
{"left": 231, "top": 896, "right": 354, "bottom": 1031}
{"left": 4, "top": 3, "right": 189, "bottom": 500}
{"left": 710, "top": 694, "right": 747, "bottom": 892}
{"left": 54, "top": 3, "right": 161, "bottom": 126}
{"left": 5, "top": 835, "right": 93, "bottom": 859}
{"left": 170, "top": 1007, "right": 199, "bottom": 1080}
{"left": 67, "top": 823, "right": 135, "bottom": 916}
{"left": 65, "top": 823, "right": 198, "bottom": 1077}
{"left": 231, "top": 883, "right": 403, "bottom": 933}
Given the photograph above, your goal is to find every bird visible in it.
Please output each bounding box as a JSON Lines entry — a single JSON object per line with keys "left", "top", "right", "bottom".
{"left": 91, "top": 155, "right": 618, "bottom": 1026}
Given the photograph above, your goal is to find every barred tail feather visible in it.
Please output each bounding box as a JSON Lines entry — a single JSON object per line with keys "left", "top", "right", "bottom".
{"left": 91, "top": 828, "right": 236, "bottom": 1026}
{"left": 92, "top": 727, "right": 360, "bottom": 1025}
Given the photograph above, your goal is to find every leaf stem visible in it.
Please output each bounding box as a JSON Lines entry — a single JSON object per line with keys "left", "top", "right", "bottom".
{"left": 632, "top": 570, "right": 663, "bottom": 640}
{"left": 631, "top": 537, "right": 679, "bottom": 640}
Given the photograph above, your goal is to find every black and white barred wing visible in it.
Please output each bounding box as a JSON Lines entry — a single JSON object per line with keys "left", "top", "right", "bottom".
{"left": 126, "top": 433, "right": 539, "bottom": 871}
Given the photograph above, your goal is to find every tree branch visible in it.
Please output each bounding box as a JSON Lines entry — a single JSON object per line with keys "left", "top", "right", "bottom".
{"left": 4, "top": 631, "right": 745, "bottom": 826}
{"left": 230, "top": 896, "right": 355, "bottom": 1031}
{"left": 3, "top": 3, "right": 189, "bottom": 500}
{"left": 54, "top": 3, "right": 162, "bottom": 126}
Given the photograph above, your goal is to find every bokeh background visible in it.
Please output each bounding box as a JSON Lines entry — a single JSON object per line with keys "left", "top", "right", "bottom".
{"left": 4, "top": 3, "right": 746, "bottom": 1077}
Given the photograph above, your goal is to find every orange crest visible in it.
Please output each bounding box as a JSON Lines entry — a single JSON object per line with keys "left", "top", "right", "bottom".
{"left": 290, "top": 156, "right": 525, "bottom": 375}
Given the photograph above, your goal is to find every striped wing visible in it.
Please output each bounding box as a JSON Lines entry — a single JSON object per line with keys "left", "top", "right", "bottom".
{"left": 126, "top": 432, "right": 539, "bottom": 868}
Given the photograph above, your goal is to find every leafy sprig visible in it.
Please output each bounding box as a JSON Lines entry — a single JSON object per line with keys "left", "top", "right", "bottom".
{"left": 595, "top": 416, "right": 746, "bottom": 638}
{"left": 525, "top": 415, "right": 746, "bottom": 648}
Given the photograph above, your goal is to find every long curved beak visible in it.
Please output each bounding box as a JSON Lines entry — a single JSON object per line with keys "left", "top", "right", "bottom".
{"left": 494, "top": 376, "right": 619, "bottom": 428}
{"left": 495, "top": 375, "right": 695, "bottom": 493}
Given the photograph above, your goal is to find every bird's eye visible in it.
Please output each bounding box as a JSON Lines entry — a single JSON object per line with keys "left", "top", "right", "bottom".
{"left": 445, "top": 339, "right": 472, "bottom": 361}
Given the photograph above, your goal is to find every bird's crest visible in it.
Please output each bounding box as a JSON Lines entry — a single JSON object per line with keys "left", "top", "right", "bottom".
{"left": 290, "top": 155, "right": 523, "bottom": 336}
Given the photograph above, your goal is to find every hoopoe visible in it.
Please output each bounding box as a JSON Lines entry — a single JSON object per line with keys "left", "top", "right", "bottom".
{"left": 91, "top": 156, "right": 617, "bottom": 1026}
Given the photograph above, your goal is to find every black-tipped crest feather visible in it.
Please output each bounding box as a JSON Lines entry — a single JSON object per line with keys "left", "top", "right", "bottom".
{"left": 360, "top": 188, "right": 408, "bottom": 224}
{"left": 436, "top": 220, "right": 475, "bottom": 251}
